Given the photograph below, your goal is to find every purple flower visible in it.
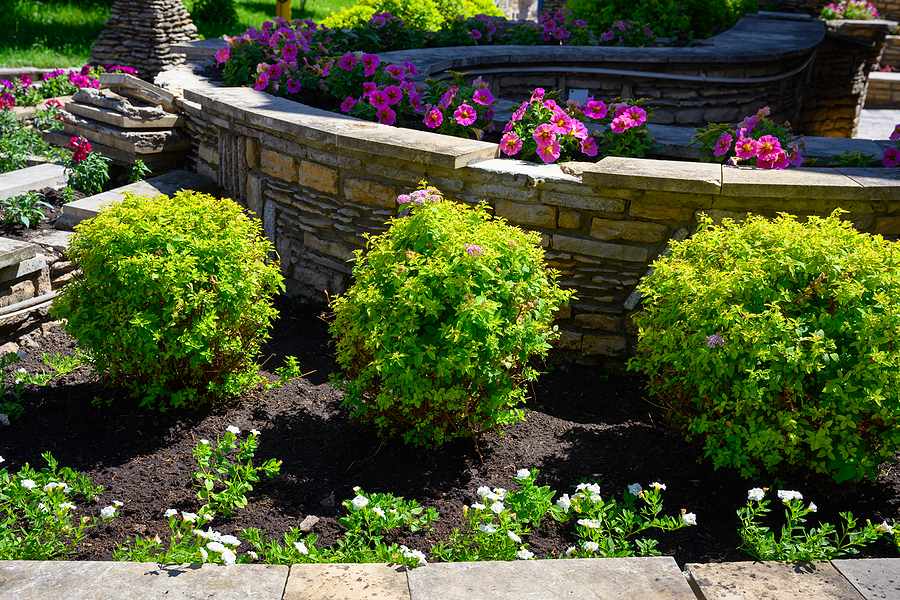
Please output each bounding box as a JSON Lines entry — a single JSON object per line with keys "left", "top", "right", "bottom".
{"left": 473, "top": 89, "right": 494, "bottom": 105}
{"left": 215, "top": 46, "right": 230, "bottom": 65}
{"left": 282, "top": 43, "right": 299, "bottom": 62}
{"left": 469, "top": 29, "right": 482, "bottom": 41}
{"left": 464, "top": 244, "right": 485, "bottom": 257}
{"left": 286, "top": 78, "right": 302, "bottom": 94}
{"left": 714, "top": 134, "right": 733, "bottom": 157}
{"left": 340, "top": 96, "right": 357, "bottom": 112}
{"left": 704, "top": 335, "right": 726, "bottom": 348}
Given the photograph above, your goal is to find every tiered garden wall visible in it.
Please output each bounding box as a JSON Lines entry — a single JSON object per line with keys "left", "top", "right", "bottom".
{"left": 180, "top": 86, "right": 900, "bottom": 366}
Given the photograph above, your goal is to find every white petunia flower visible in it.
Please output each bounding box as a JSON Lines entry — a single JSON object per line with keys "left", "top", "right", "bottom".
{"left": 748, "top": 488, "right": 765, "bottom": 502}
{"left": 21, "top": 479, "right": 36, "bottom": 489}
{"left": 494, "top": 488, "right": 508, "bottom": 500}
{"left": 476, "top": 486, "right": 492, "bottom": 498}
{"left": 200, "top": 439, "right": 210, "bottom": 445}
{"left": 221, "top": 548, "right": 236, "bottom": 565}
{"left": 471, "top": 502, "right": 486, "bottom": 511}
{"left": 165, "top": 509, "right": 178, "bottom": 518}
{"left": 373, "top": 507, "right": 385, "bottom": 519}
{"left": 351, "top": 495, "right": 369, "bottom": 511}
{"left": 202, "top": 514, "right": 215, "bottom": 522}
{"left": 627, "top": 483, "right": 643, "bottom": 496}
{"left": 479, "top": 524, "right": 497, "bottom": 534}
{"left": 807, "top": 503, "right": 817, "bottom": 513}
{"left": 200, "top": 548, "right": 208, "bottom": 562}
{"left": 37, "top": 502, "right": 49, "bottom": 513}
{"left": 565, "top": 546, "right": 577, "bottom": 556}
{"left": 876, "top": 522, "right": 894, "bottom": 534}
{"left": 294, "top": 541, "right": 309, "bottom": 555}
{"left": 226, "top": 425, "right": 240, "bottom": 435}
{"left": 182, "top": 511, "right": 199, "bottom": 522}
{"left": 251, "top": 429, "right": 261, "bottom": 436}
{"left": 577, "top": 519, "right": 601, "bottom": 529}
{"left": 100, "top": 506, "right": 116, "bottom": 519}
{"left": 353, "top": 486, "right": 361, "bottom": 493}
{"left": 207, "top": 541, "right": 226, "bottom": 553}
{"left": 60, "top": 502, "right": 75, "bottom": 511}
{"left": 516, "top": 548, "right": 534, "bottom": 560}
{"left": 44, "top": 482, "right": 67, "bottom": 492}
{"left": 516, "top": 469, "right": 531, "bottom": 480}
{"left": 0, "top": 414, "right": 9, "bottom": 426}
{"left": 399, "top": 545, "right": 427, "bottom": 566}
{"left": 113, "top": 501, "right": 123, "bottom": 507}
{"left": 556, "top": 494, "right": 571, "bottom": 513}
{"left": 582, "top": 541, "right": 599, "bottom": 552}
{"left": 682, "top": 512, "right": 697, "bottom": 526}
{"left": 248, "top": 551, "right": 259, "bottom": 560}
{"left": 508, "top": 531, "right": 521, "bottom": 543}
{"left": 777, "top": 490, "right": 803, "bottom": 503}
{"left": 650, "top": 482, "right": 666, "bottom": 491}
{"left": 220, "top": 534, "right": 241, "bottom": 547}
{"left": 490, "top": 501, "right": 504, "bottom": 514}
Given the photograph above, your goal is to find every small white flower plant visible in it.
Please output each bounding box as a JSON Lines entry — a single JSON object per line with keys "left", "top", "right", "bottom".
{"left": 0, "top": 350, "right": 87, "bottom": 422}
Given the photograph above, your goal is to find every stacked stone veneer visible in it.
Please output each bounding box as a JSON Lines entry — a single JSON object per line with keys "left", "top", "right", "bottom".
{"left": 89, "top": 0, "right": 198, "bottom": 81}
{"left": 181, "top": 86, "right": 900, "bottom": 364}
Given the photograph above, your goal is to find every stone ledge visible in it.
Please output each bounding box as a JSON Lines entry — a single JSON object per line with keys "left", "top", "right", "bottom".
{"left": 0, "top": 163, "right": 67, "bottom": 202}
{"left": 584, "top": 157, "right": 722, "bottom": 195}
{"left": 721, "top": 165, "right": 864, "bottom": 200}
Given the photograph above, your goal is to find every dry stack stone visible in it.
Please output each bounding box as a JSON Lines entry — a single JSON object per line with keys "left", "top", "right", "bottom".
{"left": 89, "top": 0, "right": 199, "bottom": 81}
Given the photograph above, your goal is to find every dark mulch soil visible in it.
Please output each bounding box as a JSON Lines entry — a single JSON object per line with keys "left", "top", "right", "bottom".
{"left": 0, "top": 187, "right": 84, "bottom": 243}
{"left": 1, "top": 297, "right": 898, "bottom": 566}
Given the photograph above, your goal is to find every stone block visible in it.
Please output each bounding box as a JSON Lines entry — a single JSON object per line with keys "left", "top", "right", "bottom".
{"left": 574, "top": 314, "right": 620, "bottom": 331}
{"left": 590, "top": 218, "right": 667, "bottom": 243}
{"left": 285, "top": 563, "right": 410, "bottom": 600}
{"left": 835, "top": 167, "right": 900, "bottom": 201}
{"left": 494, "top": 200, "right": 557, "bottom": 228}
{"left": 261, "top": 148, "right": 298, "bottom": 183}
{"left": 875, "top": 216, "right": 900, "bottom": 235}
{"left": 553, "top": 330, "right": 582, "bottom": 350}
{"left": 582, "top": 334, "right": 628, "bottom": 356}
{"left": 303, "top": 232, "right": 354, "bottom": 262}
{"left": 247, "top": 172, "right": 264, "bottom": 216}
{"left": 628, "top": 199, "right": 696, "bottom": 221}
{"left": 407, "top": 557, "right": 695, "bottom": 600}
{"left": 345, "top": 178, "right": 398, "bottom": 208}
{"left": 558, "top": 210, "right": 581, "bottom": 229}
{"left": 583, "top": 157, "right": 721, "bottom": 195}
{"left": 686, "top": 561, "right": 865, "bottom": 600}
{"left": 553, "top": 304, "right": 572, "bottom": 320}
{"left": 831, "top": 558, "right": 900, "bottom": 600}
{"left": 65, "top": 101, "right": 184, "bottom": 129}
{"left": 306, "top": 147, "right": 362, "bottom": 171}
{"left": 721, "top": 165, "right": 863, "bottom": 200}
{"left": 467, "top": 182, "right": 540, "bottom": 202}
{"left": 542, "top": 191, "right": 626, "bottom": 213}
{"left": 0, "top": 255, "right": 47, "bottom": 284}
{"left": 0, "top": 239, "right": 37, "bottom": 270}
{"left": 0, "top": 163, "right": 68, "bottom": 202}
{"left": 0, "top": 561, "right": 289, "bottom": 600}
{"left": 199, "top": 143, "right": 218, "bottom": 166}
{"left": 246, "top": 138, "right": 260, "bottom": 169}
{"left": 551, "top": 235, "right": 648, "bottom": 263}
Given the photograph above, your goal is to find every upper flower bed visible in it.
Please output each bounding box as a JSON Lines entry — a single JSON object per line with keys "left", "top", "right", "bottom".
{"left": 0, "top": 65, "right": 139, "bottom": 110}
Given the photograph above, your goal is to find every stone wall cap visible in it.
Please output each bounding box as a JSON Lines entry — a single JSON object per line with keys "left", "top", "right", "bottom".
{"left": 721, "top": 165, "right": 863, "bottom": 199}
{"left": 834, "top": 167, "right": 900, "bottom": 200}
{"left": 583, "top": 156, "right": 721, "bottom": 194}
{"left": 470, "top": 159, "right": 581, "bottom": 183}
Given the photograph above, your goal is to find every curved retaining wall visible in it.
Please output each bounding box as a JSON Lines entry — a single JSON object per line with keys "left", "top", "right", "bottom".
{"left": 180, "top": 85, "right": 900, "bottom": 365}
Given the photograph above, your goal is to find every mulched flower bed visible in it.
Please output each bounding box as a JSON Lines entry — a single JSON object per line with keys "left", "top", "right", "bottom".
{"left": 1, "top": 297, "right": 898, "bottom": 566}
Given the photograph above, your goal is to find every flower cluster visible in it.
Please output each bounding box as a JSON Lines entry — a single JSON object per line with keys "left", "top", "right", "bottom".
{"left": 397, "top": 187, "right": 441, "bottom": 205}
{"left": 882, "top": 124, "right": 900, "bottom": 167}
{"left": 66, "top": 136, "right": 92, "bottom": 164}
{"left": 503, "top": 9, "right": 595, "bottom": 46}
{"left": 598, "top": 20, "right": 656, "bottom": 47}
{"left": 820, "top": 0, "right": 879, "bottom": 19}
{"left": 691, "top": 106, "right": 804, "bottom": 169}
{"left": 422, "top": 75, "right": 497, "bottom": 140}
{"left": 704, "top": 334, "right": 726, "bottom": 348}
{"left": 430, "top": 14, "right": 501, "bottom": 47}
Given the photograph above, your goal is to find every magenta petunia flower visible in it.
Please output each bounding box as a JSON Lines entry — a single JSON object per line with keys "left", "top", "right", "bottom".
{"left": 384, "top": 85, "right": 403, "bottom": 105}
{"left": 361, "top": 54, "right": 380, "bottom": 77}
{"left": 714, "top": 134, "right": 733, "bottom": 157}
{"left": 424, "top": 108, "right": 443, "bottom": 129}
{"left": 376, "top": 106, "right": 396, "bottom": 125}
{"left": 253, "top": 72, "right": 270, "bottom": 91}
{"left": 891, "top": 123, "right": 900, "bottom": 142}
{"left": 362, "top": 82, "right": 377, "bottom": 98}
{"left": 215, "top": 46, "right": 230, "bottom": 65}
{"left": 408, "top": 93, "right": 422, "bottom": 112}
{"left": 734, "top": 137, "right": 759, "bottom": 160}
{"left": 338, "top": 52, "right": 357, "bottom": 70}
{"left": 473, "top": 89, "right": 494, "bottom": 105}
{"left": 472, "top": 76, "right": 490, "bottom": 91}
{"left": 469, "top": 29, "right": 482, "bottom": 40}
{"left": 268, "top": 64, "right": 283, "bottom": 80}
{"left": 536, "top": 140, "right": 561, "bottom": 163}
{"left": 340, "top": 96, "right": 356, "bottom": 112}
{"left": 282, "top": 43, "right": 298, "bottom": 62}
{"left": 371, "top": 13, "right": 386, "bottom": 27}
{"left": 287, "top": 78, "right": 302, "bottom": 94}
{"left": 530, "top": 88, "right": 545, "bottom": 103}
{"left": 610, "top": 115, "right": 631, "bottom": 133}
{"left": 622, "top": 106, "right": 646, "bottom": 126}
{"left": 440, "top": 87, "right": 458, "bottom": 110}
{"left": 550, "top": 111, "right": 571, "bottom": 134}
{"left": 583, "top": 100, "right": 607, "bottom": 120}
{"left": 581, "top": 136, "right": 598, "bottom": 157}
{"left": 571, "top": 120, "right": 589, "bottom": 139}
{"left": 454, "top": 104, "right": 477, "bottom": 126}
{"left": 403, "top": 60, "right": 418, "bottom": 76}
{"left": 533, "top": 123, "right": 556, "bottom": 146}
{"left": 736, "top": 114, "right": 758, "bottom": 133}
{"left": 600, "top": 30, "right": 614, "bottom": 42}
{"left": 500, "top": 133, "right": 523, "bottom": 156}
{"left": 369, "top": 90, "right": 389, "bottom": 109}
{"left": 385, "top": 64, "right": 404, "bottom": 79}
{"left": 788, "top": 148, "right": 804, "bottom": 168}
{"left": 883, "top": 146, "right": 900, "bottom": 167}
{"left": 756, "top": 135, "right": 782, "bottom": 162}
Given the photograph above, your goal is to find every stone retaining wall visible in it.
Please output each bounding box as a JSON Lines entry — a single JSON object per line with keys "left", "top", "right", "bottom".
{"left": 881, "top": 34, "right": 900, "bottom": 67}
{"left": 180, "top": 86, "right": 900, "bottom": 365}
{"left": 865, "top": 71, "right": 900, "bottom": 106}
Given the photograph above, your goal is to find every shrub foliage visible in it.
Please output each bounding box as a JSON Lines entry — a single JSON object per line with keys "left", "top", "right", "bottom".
{"left": 629, "top": 211, "right": 900, "bottom": 483}
{"left": 51, "top": 191, "right": 283, "bottom": 410}
{"left": 330, "top": 186, "right": 573, "bottom": 447}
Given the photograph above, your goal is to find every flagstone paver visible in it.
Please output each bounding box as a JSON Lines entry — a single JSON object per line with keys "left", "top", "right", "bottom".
{"left": 831, "top": 558, "right": 900, "bottom": 600}
{"left": 284, "top": 563, "right": 411, "bottom": 600}
{"left": 687, "top": 561, "right": 865, "bottom": 600}
{"left": 0, "top": 163, "right": 67, "bottom": 201}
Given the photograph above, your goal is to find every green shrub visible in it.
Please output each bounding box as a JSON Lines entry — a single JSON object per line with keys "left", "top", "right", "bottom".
{"left": 329, "top": 186, "right": 573, "bottom": 447}
{"left": 628, "top": 211, "right": 900, "bottom": 483}
{"left": 321, "top": 0, "right": 501, "bottom": 31}
{"left": 51, "top": 191, "right": 283, "bottom": 410}
{"left": 565, "top": 0, "right": 756, "bottom": 39}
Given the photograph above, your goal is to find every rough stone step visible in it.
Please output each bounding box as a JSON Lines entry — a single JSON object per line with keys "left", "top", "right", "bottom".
{"left": 99, "top": 72, "right": 176, "bottom": 112}
{"left": 41, "top": 129, "right": 188, "bottom": 170}
{"left": 0, "top": 163, "right": 68, "bottom": 201}
{"left": 407, "top": 557, "right": 696, "bottom": 600}
{"left": 831, "top": 558, "right": 900, "bottom": 600}
{"left": 686, "top": 561, "right": 866, "bottom": 600}
{"left": 66, "top": 101, "right": 184, "bottom": 130}
{"left": 0, "top": 238, "right": 37, "bottom": 270}
{"left": 57, "top": 170, "right": 215, "bottom": 229}
{"left": 0, "top": 561, "right": 289, "bottom": 600}
{"left": 62, "top": 115, "right": 189, "bottom": 154}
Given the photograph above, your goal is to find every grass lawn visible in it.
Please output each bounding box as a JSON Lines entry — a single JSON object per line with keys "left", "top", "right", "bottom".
{"left": 0, "top": 0, "right": 351, "bottom": 68}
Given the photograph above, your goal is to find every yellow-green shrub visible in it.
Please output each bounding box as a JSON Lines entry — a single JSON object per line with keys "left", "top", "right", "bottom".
{"left": 51, "top": 191, "right": 283, "bottom": 410}
{"left": 628, "top": 212, "right": 900, "bottom": 483}
{"left": 322, "top": 0, "right": 501, "bottom": 31}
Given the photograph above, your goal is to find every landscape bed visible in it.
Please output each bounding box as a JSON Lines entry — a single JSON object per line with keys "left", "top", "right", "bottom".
{"left": 0, "top": 300, "right": 898, "bottom": 566}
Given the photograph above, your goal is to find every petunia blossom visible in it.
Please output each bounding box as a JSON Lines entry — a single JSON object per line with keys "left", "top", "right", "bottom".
{"left": 734, "top": 137, "right": 759, "bottom": 160}
{"left": 583, "top": 100, "right": 607, "bottom": 119}
{"left": 424, "top": 108, "right": 443, "bottom": 129}
{"left": 532, "top": 123, "right": 556, "bottom": 146}
{"left": 361, "top": 54, "right": 380, "bottom": 77}
{"left": 714, "top": 134, "right": 733, "bottom": 157}
{"left": 473, "top": 89, "right": 494, "bottom": 105}
{"left": 536, "top": 140, "right": 561, "bottom": 163}
{"left": 454, "top": 104, "right": 477, "bottom": 126}
{"left": 369, "top": 90, "right": 389, "bottom": 110}
{"left": 376, "top": 106, "right": 396, "bottom": 126}
{"left": 340, "top": 96, "right": 356, "bottom": 112}
{"left": 890, "top": 123, "right": 900, "bottom": 142}
{"left": 883, "top": 146, "right": 900, "bottom": 167}
{"left": 581, "top": 137, "right": 598, "bottom": 157}
{"left": 500, "top": 133, "right": 522, "bottom": 156}
{"left": 337, "top": 52, "right": 357, "bottom": 70}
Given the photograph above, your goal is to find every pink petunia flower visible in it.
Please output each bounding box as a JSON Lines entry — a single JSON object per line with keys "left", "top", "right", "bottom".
{"left": 734, "top": 137, "right": 759, "bottom": 160}
{"left": 550, "top": 111, "right": 571, "bottom": 134}
{"left": 286, "top": 79, "right": 302, "bottom": 94}
{"left": 530, "top": 88, "right": 545, "bottom": 103}
{"left": 622, "top": 106, "right": 646, "bottom": 126}
{"left": 570, "top": 120, "right": 589, "bottom": 139}
{"left": 788, "top": 148, "right": 804, "bottom": 168}
{"left": 376, "top": 106, "right": 396, "bottom": 125}
{"left": 500, "top": 133, "right": 523, "bottom": 156}
{"left": 472, "top": 76, "right": 490, "bottom": 90}
{"left": 384, "top": 85, "right": 403, "bottom": 105}
{"left": 215, "top": 46, "right": 230, "bottom": 65}
{"left": 338, "top": 52, "right": 357, "bottom": 70}
{"left": 253, "top": 71, "right": 270, "bottom": 91}
{"left": 424, "top": 108, "right": 443, "bottom": 129}
{"left": 536, "top": 140, "right": 561, "bottom": 163}
{"left": 883, "top": 146, "right": 900, "bottom": 167}
{"left": 469, "top": 29, "right": 482, "bottom": 40}
{"left": 610, "top": 115, "right": 632, "bottom": 133}
{"left": 362, "top": 82, "right": 378, "bottom": 98}
{"left": 581, "top": 136, "right": 598, "bottom": 157}
{"left": 736, "top": 115, "right": 758, "bottom": 133}
{"left": 533, "top": 123, "right": 556, "bottom": 146}
{"left": 340, "top": 96, "right": 357, "bottom": 112}
{"left": 385, "top": 64, "right": 404, "bottom": 79}
{"left": 714, "top": 134, "right": 733, "bottom": 157}
{"left": 440, "top": 87, "right": 458, "bottom": 109}
{"left": 408, "top": 93, "right": 422, "bottom": 112}
{"left": 282, "top": 43, "right": 299, "bottom": 62}
{"left": 891, "top": 123, "right": 900, "bottom": 142}
{"left": 361, "top": 54, "right": 380, "bottom": 77}
{"left": 369, "top": 90, "right": 389, "bottom": 110}
{"left": 454, "top": 104, "right": 477, "bottom": 126}
{"left": 473, "top": 89, "right": 494, "bottom": 105}
{"left": 610, "top": 102, "right": 629, "bottom": 118}
{"left": 601, "top": 30, "right": 614, "bottom": 42}
{"left": 583, "top": 100, "right": 607, "bottom": 119}
{"left": 403, "top": 60, "right": 418, "bottom": 76}
{"left": 756, "top": 135, "right": 782, "bottom": 162}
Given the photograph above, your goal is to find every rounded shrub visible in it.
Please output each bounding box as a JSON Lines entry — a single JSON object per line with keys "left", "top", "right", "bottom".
{"left": 322, "top": 0, "right": 502, "bottom": 31}
{"left": 51, "top": 191, "right": 283, "bottom": 410}
{"left": 329, "top": 186, "right": 574, "bottom": 447}
{"left": 628, "top": 211, "right": 900, "bottom": 483}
